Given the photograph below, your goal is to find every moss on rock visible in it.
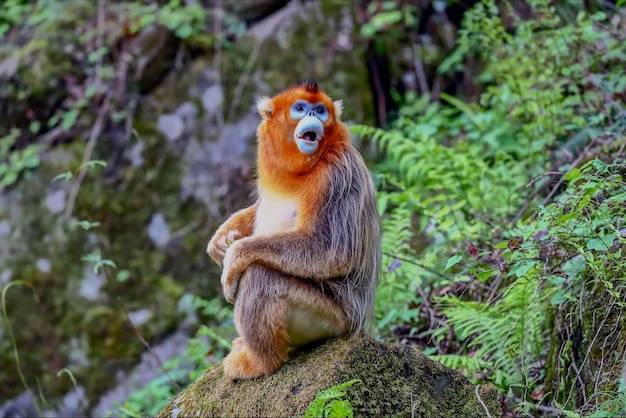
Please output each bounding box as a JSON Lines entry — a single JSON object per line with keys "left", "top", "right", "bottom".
{"left": 158, "top": 335, "right": 502, "bottom": 417}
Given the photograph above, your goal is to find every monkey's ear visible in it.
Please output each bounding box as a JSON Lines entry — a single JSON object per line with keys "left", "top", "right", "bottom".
{"left": 333, "top": 100, "right": 343, "bottom": 120}
{"left": 256, "top": 97, "right": 273, "bottom": 120}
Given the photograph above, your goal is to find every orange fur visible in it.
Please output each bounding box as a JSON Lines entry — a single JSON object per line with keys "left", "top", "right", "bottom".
{"left": 207, "top": 81, "right": 381, "bottom": 381}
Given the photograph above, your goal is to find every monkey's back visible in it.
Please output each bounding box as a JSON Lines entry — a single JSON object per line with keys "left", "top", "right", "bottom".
{"left": 315, "top": 144, "right": 382, "bottom": 333}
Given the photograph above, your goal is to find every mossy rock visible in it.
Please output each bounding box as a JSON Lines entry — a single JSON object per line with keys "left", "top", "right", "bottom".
{"left": 158, "top": 335, "right": 502, "bottom": 417}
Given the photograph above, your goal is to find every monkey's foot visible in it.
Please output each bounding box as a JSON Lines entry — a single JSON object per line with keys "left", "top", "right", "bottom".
{"left": 222, "top": 346, "right": 280, "bottom": 381}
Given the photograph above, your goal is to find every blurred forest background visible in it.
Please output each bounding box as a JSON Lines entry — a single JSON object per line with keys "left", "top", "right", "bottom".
{"left": 0, "top": 0, "right": 625, "bottom": 416}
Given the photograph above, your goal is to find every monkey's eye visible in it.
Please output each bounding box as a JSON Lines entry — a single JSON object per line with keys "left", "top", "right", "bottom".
{"left": 314, "top": 105, "right": 329, "bottom": 122}
{"left": 290, "top": 101, "right": 309, "bottom": 119}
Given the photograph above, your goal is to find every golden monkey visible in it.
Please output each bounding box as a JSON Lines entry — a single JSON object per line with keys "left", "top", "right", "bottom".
{"left": 207, "top": 80, "right": 381, "bottom": 381}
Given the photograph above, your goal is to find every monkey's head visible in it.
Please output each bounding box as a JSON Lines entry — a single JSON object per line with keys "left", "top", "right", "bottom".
{"left": 256, "top": 81, "right": 346, "bottom": 172}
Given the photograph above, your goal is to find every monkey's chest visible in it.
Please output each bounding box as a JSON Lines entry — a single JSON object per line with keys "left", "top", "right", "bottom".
{"left": 253, "top": 193, "right": 298, "bottom": 236}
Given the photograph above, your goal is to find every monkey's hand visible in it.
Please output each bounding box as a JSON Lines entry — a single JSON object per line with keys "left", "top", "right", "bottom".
{"left": 207, "top": 229, "right": 242, "bottom": 267}
{"left": 207, "top": 205, "right": 258, "bottom": 266}
{"left": 220, "top": 239, "right": 252, "bottom": 304}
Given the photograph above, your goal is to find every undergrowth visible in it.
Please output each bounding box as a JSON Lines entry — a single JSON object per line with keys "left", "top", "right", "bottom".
{"left": 354, "top": 0, "right": 626, "bottom": 416}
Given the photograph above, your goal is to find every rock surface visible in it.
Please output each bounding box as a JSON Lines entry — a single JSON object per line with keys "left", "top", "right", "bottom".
{"left": 158, "top": 335, "right": 502, "bottom": 417}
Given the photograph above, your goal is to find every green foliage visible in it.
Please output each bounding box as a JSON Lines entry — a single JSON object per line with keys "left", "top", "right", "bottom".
{"left": 436, "top": 277, "right": 548, "bottom": 388}
{"left": 0, "top": 129, "right": 41, "bottom": 190}
{"left": 0, "top": 0, "right": 28, "bottom": 38}
{"left": 1, "top": 280, "right": 41, "bottom": 413}
{"left": 81, "top": 252, "right": 116, "bottom": 274}
{"left": 106, "top": 363, "right": 187, "bottom": 418}
{"left": 356, "top": 0, "right": 626, "bottom": 414}
{"left": 360, "top": 1, "right": 418, "bottom": 37}
{"left": 185, "top": 296, "right": 234, "bottom": 381}
{"left": 104, "top": 296, "right": 234, "bottom": 417}
{"left": 588, "top": 375, "right": 626, "bottom": 418}
{"left": 354, "top": 91, "right": 531, "bottom": 336}
{"left": 305, "top": 379, "right": 361, "bottom": 418}
{"left": 121, "top": 0, "right": 206, "bottom": 40}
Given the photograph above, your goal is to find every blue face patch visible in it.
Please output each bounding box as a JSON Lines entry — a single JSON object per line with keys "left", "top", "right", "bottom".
{"left": 295, "top": 138, "right": 319, "bottom": 154}
{"left": 290, "top": 100, "right": 328, "bottom": 122}
{"left": 312, "top": 104, "right": 328, "bottom": 122}
{"left": 290, "top": 101, "right": 309, "bottom": 119}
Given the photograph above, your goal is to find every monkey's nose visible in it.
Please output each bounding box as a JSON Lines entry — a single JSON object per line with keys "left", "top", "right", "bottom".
{"left": 295, "top": 116, "right": 324, "bottom": 139}
{"left": 294, "top": 116, "right": 324, "bottom": 154}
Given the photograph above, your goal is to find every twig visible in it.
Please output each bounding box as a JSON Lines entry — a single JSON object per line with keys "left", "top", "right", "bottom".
{"left": 486, "top": 272, "right": 503, "bottom": 303}
{"left": 226, "top": 38, "right": 263, "bottom": 122}
{"left": 526, "top": 171, "right": 566, "bottom": 188}
{"left": 475, "top": 385, "right": 493, "bottom": 418}
{"left": 412, "top": 43, "right": 430, "bottom": 96}
{"left": 214, "top": 0, "right": 224, "bottom": 131}
{"left": 602, "top": 0, "right": 626, "bottom": 15}
{"left": 382, "top": 251, "right": 450, "bottom": 280}
{"left": 511, "top": 396, "right": 565, "bottom": 416}
{"left": 116, "top": 297, "right": 182, "bottom": 392}
{"left": 169, "top": 219, "right": 202, "bottom": 242}
{"left": 569, "top": 360, "right": 588, "bottom": 406}
{"left": 371, "top": 55, "right": 387, "bottom": 128}
{"left": 95, "top": 0, "right": 105, "bottom": 87}
{"left": 410, "top": 393, "right": 419, "bottom": 418}
{"left": 38, "top": 126, "right": 64, "bottom": 145}
{"left": 64, "top": 94, "right": 111, "bottom": 220}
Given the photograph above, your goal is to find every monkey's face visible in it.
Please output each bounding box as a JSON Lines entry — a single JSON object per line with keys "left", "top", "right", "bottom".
{"left": 256, "top": 82, "right": 345, "bottom": 171}
{"left": 289, "top": 99, "right": 328, "bottom": 155}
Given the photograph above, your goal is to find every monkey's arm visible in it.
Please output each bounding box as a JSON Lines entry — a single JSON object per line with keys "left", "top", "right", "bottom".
{"left": 207, "top": 203, "right": 258, "bottom": 267}
{"left": 241, "top": 231, "right": 353, "bottom": 278}
{"left": 221, "top": 228, "right": 355, "bottom": 304}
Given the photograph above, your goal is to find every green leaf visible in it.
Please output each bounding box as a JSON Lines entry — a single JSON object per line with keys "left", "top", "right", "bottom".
{"left": 586, "top": 234, "right": 615, "bottom": 252}
{"left": 550, "top": 290, "right": 568, "bottom": 305}
{"left": 116, "top": 270, "right": 130, "bottom": 282}
{"left": 61, "top": 109, "right": 79, "bottom": 131}
{"left": 29, "top": 120, "right": 41, "bottom": 134}
{"left": 444, "top": 255, "right": 463, "bottom": 271}
{"left": 564, "top": 168, "right": 581, "bottom": 181}
{"left": 22, "top": 153, "right": 40, "bottom": 168}
{"left": 326, "top": 399, "right": 353, "bottom": 418}
{"left": 52, "top": 171, "right": 73, "bottom": 182}
{"left": 591, "top": 158, "right": 607, "bottom": 173}
{"left": 78, "top": 160, "right": 107, "bottom": 171}
{"left": 1, "top": 170, "right": 17, "bottom": 188}
{"left": 97, "top": 259, "right": 116, "bottom": 273}
{"left": 305, "top": 380, "right": 361, "bottom": 418}
{"left": 85, "top": 85, "right": 97, "bottom": 98}
{"left": 74, "top": 220, "right": 101, "bottom": 230}
{"left": 476, "top": 270, "right": 495, "bottom": 282}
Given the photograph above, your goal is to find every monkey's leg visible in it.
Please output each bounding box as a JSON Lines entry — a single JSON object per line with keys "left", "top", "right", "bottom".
{"left": 222, "top": 265, "right": 348, "bottom": 381}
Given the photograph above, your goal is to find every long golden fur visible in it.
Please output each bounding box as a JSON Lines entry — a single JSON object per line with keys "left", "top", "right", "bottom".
{"left": 207, "top": 81, "right": 381, "bottom": 380}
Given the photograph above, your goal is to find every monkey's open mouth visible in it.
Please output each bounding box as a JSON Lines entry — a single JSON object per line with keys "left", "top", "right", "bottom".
{"left": 294, "top": 117, "right": 324, "bottom": 154}
{"left": 298, "top": 131, "right": 319, "bottom": 142}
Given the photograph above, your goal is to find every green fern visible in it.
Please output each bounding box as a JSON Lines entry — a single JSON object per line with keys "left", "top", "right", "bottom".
{"left": 437, "top": 276, "right": 547, "bottom": 388}
{"left": 305, "top": 380, "right": 361, "bottom": 418}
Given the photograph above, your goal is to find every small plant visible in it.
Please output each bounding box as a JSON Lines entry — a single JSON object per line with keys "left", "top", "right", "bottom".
{"left": 305, "top": 379, "right": 361, "bottom": 418}
{"left": 0, "top": 129, "right": 41, "bottom": 190}
{"left": 588, "top": 370, "right": 626, "bottom": 418}
{"left": 104, "top": 296, "right": 234, "bottom": 417}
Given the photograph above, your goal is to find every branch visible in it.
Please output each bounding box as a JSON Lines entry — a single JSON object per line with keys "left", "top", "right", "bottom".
{"left": 64, "top": 93, "right": 111, "bottom": 220}
{"left": 382, "top": 251, "right": 451, "bottom": 280}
